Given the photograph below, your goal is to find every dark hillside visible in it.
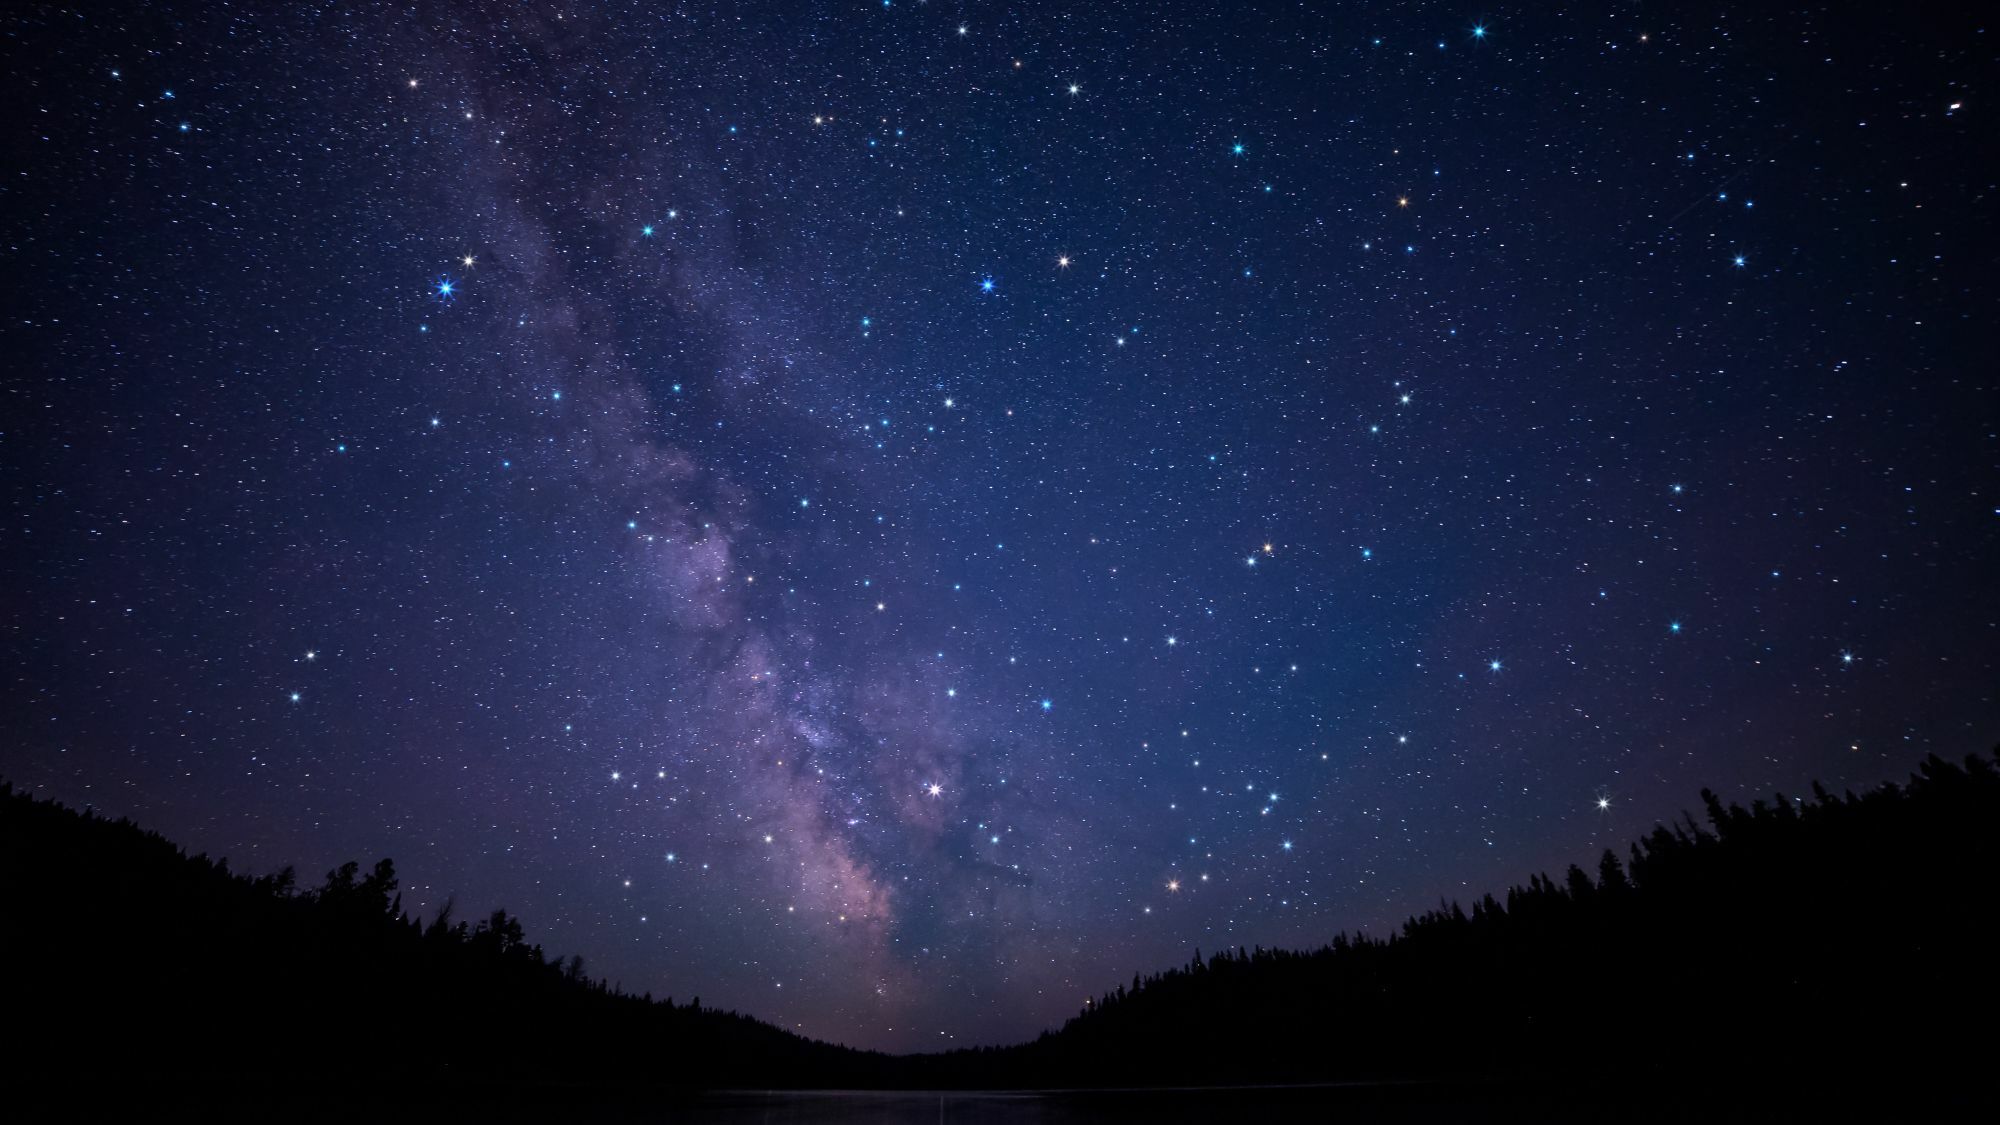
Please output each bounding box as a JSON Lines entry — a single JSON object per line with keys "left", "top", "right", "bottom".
{"left": 919, "top": 751, "right": 2000, "bottom": 1092}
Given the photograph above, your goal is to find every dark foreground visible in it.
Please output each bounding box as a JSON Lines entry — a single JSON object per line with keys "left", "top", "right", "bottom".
{"left": 676, "top": 1084, "right": 1989, "bottom": 1124}
{"left": 22, "top": 1081, "right": 1993, "bottom": 1124}
{"left": 6, "top": 753, "right": 1998, "bottom": 1106}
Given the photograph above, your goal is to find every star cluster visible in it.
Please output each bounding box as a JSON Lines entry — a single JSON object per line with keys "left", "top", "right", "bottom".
{"left": 2, "top": 3, "right": 1995, "bottom": 1051}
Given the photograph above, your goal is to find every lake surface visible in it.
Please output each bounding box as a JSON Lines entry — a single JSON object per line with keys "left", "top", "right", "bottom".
{"left": 670, "top": 1084, "right": 1628, "bottom": 1123}
{"left": 681, "top": 1087, "right": 1460, "bottom": 1123}
{"left": 652, "top": 1082, "right": 1989, "bottom": 1124}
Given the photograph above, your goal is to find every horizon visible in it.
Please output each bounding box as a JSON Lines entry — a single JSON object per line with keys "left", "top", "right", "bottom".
{"left": 9, "top": 747, "right": 1982, "bottom": 1059}
{"left": 2, "top": 2, "right": 1994, "bottom": 1055}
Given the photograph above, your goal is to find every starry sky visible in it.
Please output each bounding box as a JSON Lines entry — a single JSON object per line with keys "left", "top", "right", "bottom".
{"left": 3, "top": 2, "right": 1996, "bottom": 1052}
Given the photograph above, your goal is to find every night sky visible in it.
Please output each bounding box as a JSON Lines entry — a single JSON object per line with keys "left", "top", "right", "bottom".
{"left": 4, "top": 3, "right": 1996, "bottom": 1052}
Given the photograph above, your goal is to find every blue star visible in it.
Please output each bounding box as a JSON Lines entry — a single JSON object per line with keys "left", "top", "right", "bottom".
{"left": 1733, "top": 254, "right": 1747, "bottom": 268}
{"left": 434, "top": 276, "right": 456, "bottom": 300}
{"left": 642, "top": 224, "right": 654, "bottom": 237}
{"left": 1670, "top": 621, "right": 1682, "bottom": 634}
{"left": 1489, "top": 659, "right": 1503, "bottom": 672}
{"left": 980, "top": 277, "right": 995, "bottom": 293}
{"left": 1472, "top": 24, "right": 1487, "bottom": 39}
{"left": 1231, "top": 141, "right": 1245, "bottom": 156}
{"left": 1039, "top": 698, "right": 1053, "bottom": 712}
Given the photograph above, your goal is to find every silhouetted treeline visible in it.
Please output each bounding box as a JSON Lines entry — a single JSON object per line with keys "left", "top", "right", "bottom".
{"left": 914, "top": 750, "right": 2000, "bottom": 1090}
{"left": 6, "top": 751, "right": 1997, "bottom": 1102}
{"left": 0, "top": 783, "right": 900, "bottom": 1095}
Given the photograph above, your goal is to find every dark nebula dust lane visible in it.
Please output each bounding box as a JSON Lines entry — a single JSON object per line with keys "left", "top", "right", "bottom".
{"left": 2, "top": 3, "right": 1994, "bottom": 1052}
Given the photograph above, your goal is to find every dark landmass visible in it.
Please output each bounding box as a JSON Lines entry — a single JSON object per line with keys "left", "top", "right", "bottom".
{"left": 935, "top": 749, "right": 1999, "bottom": 1093}
{"left": 6, "top": 749, "right": 1996, "bottom": 1114}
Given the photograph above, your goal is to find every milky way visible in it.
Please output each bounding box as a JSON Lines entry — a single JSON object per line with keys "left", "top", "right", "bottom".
{"left": 3, "top": 3, "right": 1995, "bottom": 1051}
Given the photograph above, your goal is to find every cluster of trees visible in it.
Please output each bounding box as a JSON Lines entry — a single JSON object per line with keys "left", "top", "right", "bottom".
{"left": 925, "top": 750, "right": 2000, "bottom": 1089}
{"left": 4, "top": 749, "right": 1995, "bottom": 1100}
{"left": 0, "top": 783, "right": 895, "bottom": 1095}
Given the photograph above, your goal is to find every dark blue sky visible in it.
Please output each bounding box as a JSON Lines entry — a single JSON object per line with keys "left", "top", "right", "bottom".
{"left": 3, "top": 2, "right": 1995, "bottom": 1051}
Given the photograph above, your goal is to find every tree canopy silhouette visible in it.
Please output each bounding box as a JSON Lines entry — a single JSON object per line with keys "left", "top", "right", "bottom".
{"left": 4, "top": 748, "right": 1996, "bottom": 1104}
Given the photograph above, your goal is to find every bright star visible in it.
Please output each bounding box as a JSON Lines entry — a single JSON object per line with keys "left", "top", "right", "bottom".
{"left": 434, "top": 277, "right": 455, "bottom": 299}
{"left": 1670, "top": 621, "right": 1682, "bottom": 633}
{"left": 288, "top": 692, "right": 300, "bottom": 703}
{"left": 1067, "top": 83, "right": 1080, "bottom": 95}
{"left": 926, "top": 783, "right": 944, "bottom": 798}
{"left": 1232, "top": 142, "right": 1245, "bottom": 155}
{"left": 980, "top": 277, "right": 995, "bottom": 293}
{"left": 1489, "top": 660, "right": 1503, "bottom": 672}
{"left": 1733, "top": 254, "right": 1746, "bottom": 268}
{"left": 1167, "top": 879, "right": 1180, "bottom": 892}
{"left": 1596, "top": 797, "right": 1612, "bottom": 811}
{"left": 1040, "top": 699, "right": 1053, "bottom": 711}
{"left": 1281, "top": 840, "right": 1293, "bottom": 851}
{"left": 642, "top": 225, "right": 654, "bottom": 237}
{"left": 1473, "top": 25, "right": 1487, "bottom": 39}
{"left": 461, "top": 255, "right": 475, "bottom": 267}
{"left": 1057, "top": 255, "right": 1070, "bottom": 268}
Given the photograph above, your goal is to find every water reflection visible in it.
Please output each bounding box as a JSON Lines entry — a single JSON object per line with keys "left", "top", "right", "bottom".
{"left": 680, "top": 1085, "right": 1487, "bottom": 1123}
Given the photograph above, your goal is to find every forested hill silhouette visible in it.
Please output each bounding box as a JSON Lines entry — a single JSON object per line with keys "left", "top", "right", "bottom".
{"left": 0, "top": 781, "right": 898, "bottom": 1095}
{"left": 920, "top": 749, "right": 2000, "bottom": 1091}
{"left": 4, "top": 751, "right": 1997, "bottom": 1105}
